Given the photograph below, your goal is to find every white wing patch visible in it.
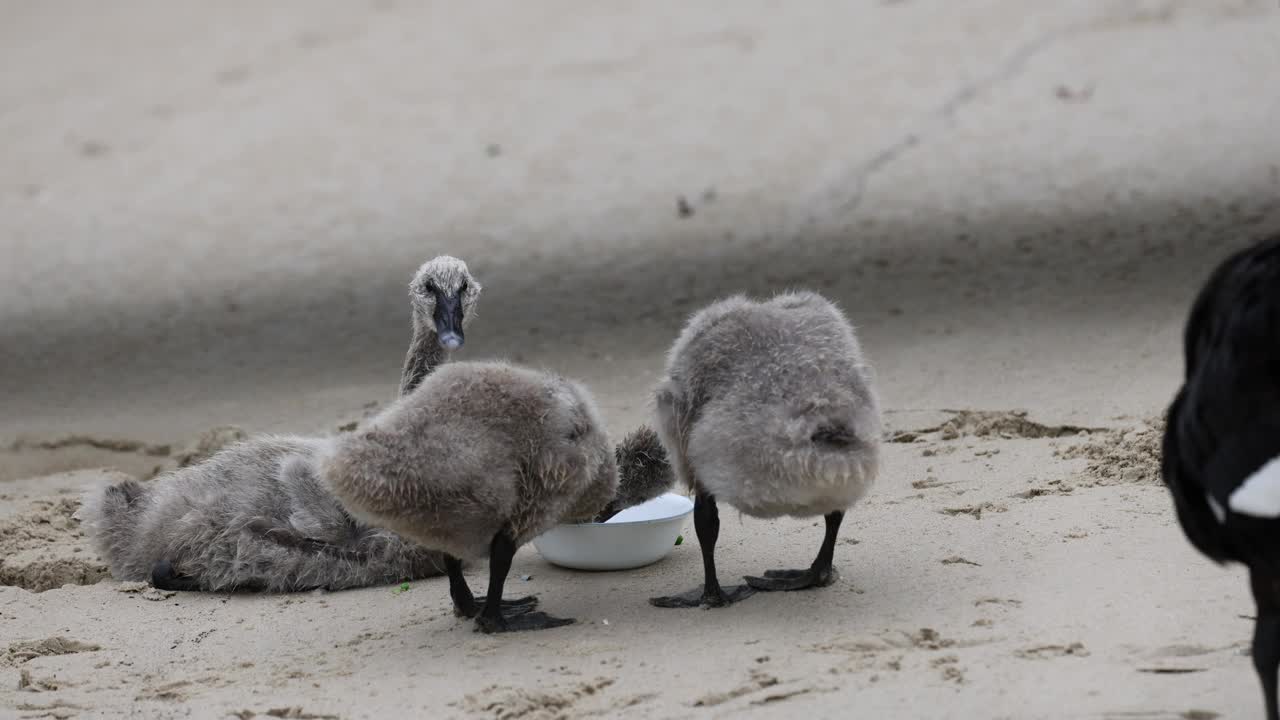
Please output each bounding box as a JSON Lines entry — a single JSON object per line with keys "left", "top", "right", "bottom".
{"left": 1228, "top": 456, "right": 1280, "bottom": 518}
{"left": 1206, "top": 492, "right": 1227, "bottom": 524}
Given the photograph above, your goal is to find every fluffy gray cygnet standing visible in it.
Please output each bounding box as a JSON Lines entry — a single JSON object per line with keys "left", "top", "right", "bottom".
{"left": 79, "top": 256, "right": 483, "bottom": 592}
{"left": 649, "top": 290, "right": 882, "bottom": 609}
{"left": 324, "top": 360, "right": 618, "bottom": 633}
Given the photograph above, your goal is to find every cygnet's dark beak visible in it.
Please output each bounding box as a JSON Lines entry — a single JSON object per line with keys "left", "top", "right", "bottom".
{"left": 433, "top": 291, "right": 466, "bottom": 350}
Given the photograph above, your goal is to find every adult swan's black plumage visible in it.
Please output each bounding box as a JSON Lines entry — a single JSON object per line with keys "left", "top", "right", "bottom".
{"left": 1162, "top": 235, "right": 1280, "bottom": 720}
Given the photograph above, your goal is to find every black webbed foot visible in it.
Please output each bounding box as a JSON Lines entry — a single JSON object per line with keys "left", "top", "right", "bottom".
{"left": 649, "top": 583, "right": 756, "bottom": 609}
{"left": 150, "top": 560, "right": 203, "bottom": 592}
{"left": 745, "top": 510, "right": 846, "bottom": 593}
{"left": 474, "top": 611, "right": 575, "bottom": 634}
{"left": 651, "top": 492, "right": 756, "bottom": 609}
{"left": 453, "top": 595, "right": 540, "bottom": 619}
{"left": 465, "top": 530, "right": 569, "bottom": 633}
{"left": 744, "top": 566, "right": 840, "bottom": 592}
{"left": 446, "top": 554, "right": 539, "bottom": 618}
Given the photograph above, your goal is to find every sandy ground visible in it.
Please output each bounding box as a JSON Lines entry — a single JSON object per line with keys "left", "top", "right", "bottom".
{"left": 3, "top": 0, "right": 1280, "bottom": 718}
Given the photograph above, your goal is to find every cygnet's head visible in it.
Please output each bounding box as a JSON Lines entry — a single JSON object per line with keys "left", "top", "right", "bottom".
{"left": 409, "top": 256, "right": 482, "bottom": 350}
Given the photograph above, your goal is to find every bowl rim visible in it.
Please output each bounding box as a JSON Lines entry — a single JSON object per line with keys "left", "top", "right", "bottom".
{"left": 560, "top": 492, "right": 695, "bottom": 528}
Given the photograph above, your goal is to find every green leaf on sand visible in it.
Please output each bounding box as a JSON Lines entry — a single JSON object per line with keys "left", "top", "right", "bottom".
{"left": 675, "top": 535, "right": 684, "bottom": 546}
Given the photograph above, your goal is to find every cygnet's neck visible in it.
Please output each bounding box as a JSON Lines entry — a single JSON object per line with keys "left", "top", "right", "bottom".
{"left": 399, "top": 315, "right": 450, "bottom": 396}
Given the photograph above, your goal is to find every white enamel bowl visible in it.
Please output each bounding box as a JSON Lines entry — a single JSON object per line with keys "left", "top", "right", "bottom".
{"left": 532, "top": 493, "right": 694, "bottom": 571}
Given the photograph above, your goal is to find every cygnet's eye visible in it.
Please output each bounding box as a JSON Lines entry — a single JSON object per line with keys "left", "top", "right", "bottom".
{"left": 458, "top": 280, "right": 469, "bottom": 295}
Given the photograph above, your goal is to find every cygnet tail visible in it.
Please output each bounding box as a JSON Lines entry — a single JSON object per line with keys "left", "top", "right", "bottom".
{"left": 595, "top": 424, "right": 674, "bottom": 522}
{"left": 778, "top": 400, "right": 869, "bottom": 454}
{"left": 79, "top": 479, "right": 149, "bottom": 577}
{"left": 810, "top": 423, "right": 858, "bottom": 449}
{"left": 760, "top": 402, "right": 880, "bottom": 513}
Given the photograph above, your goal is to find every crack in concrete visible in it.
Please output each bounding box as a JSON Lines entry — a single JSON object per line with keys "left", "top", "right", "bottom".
{"left": 802, "top": 0, "right": 1274, "bottom": 229}
{"left": 818, "top": 28, "right": 1071, "bottom": 223}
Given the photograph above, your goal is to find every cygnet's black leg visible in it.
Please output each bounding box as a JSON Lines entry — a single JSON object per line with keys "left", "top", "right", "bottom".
{"left": 1251, "top": 570, "right": 1280, "bottom": 720}
{"left": 446, "top": 555, "right": 478, "bottom": 617}
{"left": 474, "top": 531, "right": 573, "bottom": 634}
{"left": 150, "top": 560, "right": 203, "bottom": 592}
{"left": 446, "top": 554, "right": 537, "bottom": 619}
{"left": 650, "top": 492, "right": 755, "bottom": 609}
{"left": 744, "top": 510, "right": 844, "bottom": 592}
